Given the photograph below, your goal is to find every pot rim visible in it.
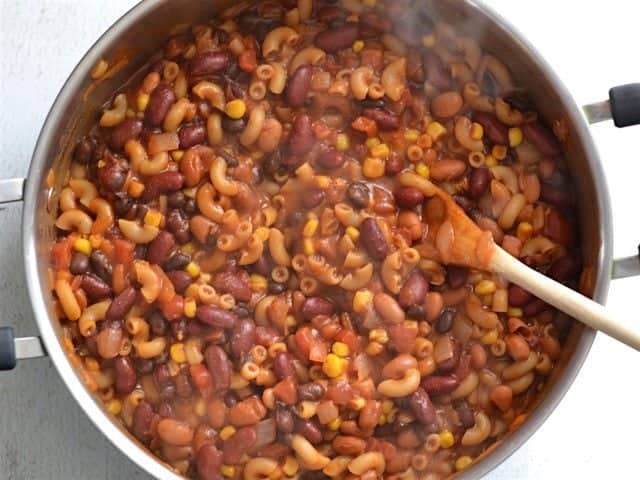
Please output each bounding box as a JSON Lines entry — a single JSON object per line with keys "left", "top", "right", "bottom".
{"left": 20, "top": 1, "right": 613, "bottom": 479}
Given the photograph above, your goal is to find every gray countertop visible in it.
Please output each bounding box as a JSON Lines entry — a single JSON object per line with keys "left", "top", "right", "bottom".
{"left": 1, "top": 1, "right": 639, "bottom": 479}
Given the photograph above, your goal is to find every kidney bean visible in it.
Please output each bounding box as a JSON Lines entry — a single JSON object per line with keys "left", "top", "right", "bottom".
{"left": 540, "top": 183, "right": 573, "bottom": 210}
{"left": 228, "top": 397, "right": 267, "bottom": 427}
{"left": 545, "top": 208, "right": 574, "bottom": 246}
{"left": 523, "top": 298, "right": 548, "bottom": 316}
{"left": 317, "top": 150, "right": 345, "bottom": 170}
{"left": 394, "top": 187, "right": 424, "bottom": 209}
{"left": 256, "top": 326, "right": 282, "bottom": 346}
{"left": 222, "top": 426, "right": 257, "bottom": 464}
{"left": 212, "top": 271, "right": 252, "bottom": 302}
{"left": 295, "top": 418, "right": 323, "bottom": 445}
{"left": 549, "top": 254, "right": 581, "bottom": 282}
{"left": 297, "top": 382, "right": 326, "bottom": 401}
{"left": 409, "top": 388, "right": 436, "bottom": 425}
{"left": 387, "top": 324, "right": 417, "bottom": 353}
{"left": 157, "top": 418, "right": 194, "bottom": 446}
{"left": 197, "top": 305, "right": 238, "bottom": 329}
{"left": 385, "top": 151, "right": 404, "bottom": 175}
{"left": 273, "top": 351, "right": 297, "bottom": 380}
{"left": 131, "top": 400, "right": 154, "bottom": 442}
{"left": 314, "top": 23, "right": 359, "bottom": 53}
{"left": 398, "top": 271, "right": 429, "bottom": 308}
{"left": 347, "top": 182, "right": 370, "bottom": 209}
{"left": 174, "top": 373, "right": 192, "bottom": 398}
{"left": 98, "top": 154, "right": 128, "bottom": 193}
{"left": 178, "top": 124, "right": 206, "bottom": 149}
{"left": 105, "top": 286, "right": 137, "bottom": 321}
{"left": 145, "top": 84, "right": 176, "bottom": 126}
{"left": 286, "top": 65, "right": 313, "bottom": 108}
{"left": 360, "top": 217, "right": 388, "bottom": 261}
{"left": 110, "top": 118, "right": 143, "bottom": 150}
{"left": 430, "top": 158, "right": 467, "bottom": 182}
{"left": 146, "top": 231, "right": 175, "bottom": 265}
{"left": 472, "top": 112, "right": 509, "bottom": 145}
{"left": 421, "top": 375, "right": 459, "bottom": 396}
{"left": 135, "top": 357, "right": 154, "bottom": 375}
{"left": 469, "top": 167, "right": 491, "bottom": 199}
{"left": 301, "top": 297, "right": 335, "bottom": 321}
{"left": 196, "top": 443, "right": 224, "bottom": 480}
{"left": 359, "top": 399, "right": 381, "bottom": 430}
{"left": 446, "top": 265, "right": 469, "bottom": 289}
{"left": 431, "top": 92, "right": 463, "bottom": 118}
{"left": 70, "top": 251, "right": 88, "bottom": 274}
{"left": 434, "top": 309, "right": 456, "bottom": 333}
{"left": 522, "top": 122, "right": 561, "bottom": 156}
{"left": 163, "top": 251, "right": 191, "bottom": 272}
{"left": 154, "top": 363, "right": 172, "bottom": 387}
{"left": 302, "top": 189, "right": 325, "bottom": 209}
{"left": 505, "top": 334, "right": 531, "bottom": 362}
{"left": 204, "top": 345, "right": 232, "bottom": 392}
{"left": 163, "top": 270, "right": 190, "bottom": 294}
{"left": 288, "top": 113, "right": 314, "bottom": 156}
{"left": 219, "top": 319, "right": 249, "bottom": 360}
{"left": 276, "top": 406, "right": 295, "bottom": 433}
{"left": 142, "top": 171, "right": 185, "bottom": 202}
{"left": 508, "top": 284, "right": 533, "bottom": 307}
{"left": 454, "top": 399, "right": 475, "bottom": 429}
{"left": 114, "top": 356, "right": 137, "bottom": 394}
{"left": 74, "top": 137, "right": 95, "bottom": 164}
{"left": 79, "top": 274, "right": 112, "bottom": 302}
{"left": 362, "top": 108, "right": 400, "bottom": 131}
{"left": 189, "top": 51, "right": 230, "bottom": 77}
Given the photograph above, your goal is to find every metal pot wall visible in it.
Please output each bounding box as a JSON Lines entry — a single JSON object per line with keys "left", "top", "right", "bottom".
{"left": 0, "top": 1, "right": 639, "bottom": 478}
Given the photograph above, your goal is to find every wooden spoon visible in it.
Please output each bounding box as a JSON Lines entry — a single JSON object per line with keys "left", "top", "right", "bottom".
{"left": 398, "top": 171, "right": 640, "bottom": 350}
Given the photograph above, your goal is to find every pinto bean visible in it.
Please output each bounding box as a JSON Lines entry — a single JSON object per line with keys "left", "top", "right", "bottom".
{"left": 189, "top": 51, "right": 230, "bottom": 77}
{"left": 204, "top": 345, "right": 232, "bottom": 392}
{"left": 362, "top": 108, "right": 400, "bottom": 131}
{"left": 301, "top": 297, "right": 335, "bottom": 321}
{"left": 81, "top": 273, "right": 112, "bottom": 301}
{"left": 431, "top": 92, "right": 463, "bottom": 118}
{"left": 110, "top": 119, "right": 143, "bottom": 150}
{"left": 146, "top": 84, "right": 176, "bottom": 126}
{"left": 114, "top": 356, "right": 137, "bottom": 394}
{"left": 228, "top": 397, "right": 267, "bottom": 427}
{"left": 394, "top": 187, "right": 424, "bottom": 209}
{"left": 142, "top": 171, "right": 185, "bottom": 202}
{"left": 409, "top": 388, "right": 436, "bottom": 425}
{"left": 286, "top": 65, "right": 313, "bottom": 108}
{"left": 288, "top": 113, "right": 315, "bottom": 156}
{"left": 332, "top": 436, "right": 366, "bottom": 456}
{"left": 105, "top": 286, "right": 137, "bottom": 321}
{"left": 473, "top": 112, "right": 509, "bottom": 145}
{"left": 358, "top": 399, "right": 381, "bottom": 430}
{"left": 157, "top": 418, "right": 194, "bottom": 446}
{"left": 360, "top": 217, "right": 388, "bottom": 261}
{"left": 197, "top": 305, "right": 238, "bottom": 329}
{"left": 430, "top": 159, "right": 467, "bottom": 182}
{"left": 230, "top": 319, "right": 256, "bottom": 360}
{"left": 314, "top": 23, "right": 359, "bottom": 53}
{"left": 223, "top": 426, "right": 257, "bottom": 464}
{"left": 398, "top": 271, "right": 429, "bottom": 308}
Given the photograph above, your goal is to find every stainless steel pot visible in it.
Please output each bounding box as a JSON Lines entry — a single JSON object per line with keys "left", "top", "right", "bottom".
{"left": 1, "top": 1, "right": 638, "bottom": 478}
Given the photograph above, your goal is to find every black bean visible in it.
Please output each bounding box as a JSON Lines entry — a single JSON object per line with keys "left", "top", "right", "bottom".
{"left": 90, "top": 250, "right": 113, "bottom": 283}
{"left": 435, "top": 309, "right": 455, "bottom": 334}
{"left": 70, "top": 252, "right": 89, "bottom": 275}
{"left": 163, "top": 252, "right": 191, "bottom": 271}
{"left": 148, "top": 311, "right": 168, "bottom": 336}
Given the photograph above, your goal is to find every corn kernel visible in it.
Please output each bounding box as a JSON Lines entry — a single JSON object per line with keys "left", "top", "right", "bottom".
{"left": 144, "top": 210, "right": 163, "bottom": 227}
{"left": 427, "top": 121, "right": 447, "bottom": 141}
{"left": 250, "top": 274, "right": 268, "bottom": 292}
{"left": 492, "top": 145, "right": 508, "bottom": 160}
{"left": 421, "top": 34, "right": 436, "bottom": 48}
{"left": 89, "top": 235, "right": 102, "bottom": 249}
{"left": 171, "top": 150, "right": 184, "bottom": 161}
{"left": 470, "top": 122, "right": 484, "bottom": 140}
{"left": 185, "top": 262, "right": 201, "bottom": 278}
{"left": 475, "top": 280, "right": 497, "bottom": 296}
{"left": 170, "top": 342, "right": 187, "bottom": 363}
{"left": 106, "top": 399, "right": 122, "bottom": 415}
{"left": 225, "top": 99, "right": 246, "bottom": 119}
{"left": 184, "top": 283, "right": 200, "bottom": 299}
{"left": 481, "top": 329, "right": 499, "bottom": 345}
{"left": 315, "top": 175, "right": 331, "bottom": 189}
{"left": 85, "top": 357, "right": 100, "bottom": 371}
{"left": 404, "top": 129, "right": 420, "bottom": 142}
{"left": 348, "top": 397, "right": 366, "bottom": 410}
{"left": 381, "top": 400, "right": 394, "bottom": 415}
{"left": 181, "top": 242, "right": 196, "bottom": 255}
{"left": 378, "top": 413, "right": 387, "bottom": 426}
{"left": 365, "top": 137, "right": 381, "bottom": 149}
{"left": 369, "top": 328, "right": 389, "bottom": 344}
{"left": 455, "top": 456, "right": 473, "bottom": 472}
{"left": 362, "top": 157, "right": 385, "bottom": 178}
{"left": 353, "top": 289, "right": 373, "bottom": 313}
{"left": 219, "top": 426, "right": 236, "bottom": 441}
{"left": 415, "top": 163, "right": 430, "bottom": 179}
{"left": 362, "top": 0, "right": 377, "bottom": 7}
{"left": 255, "top": 227, "right": 270, "bottom": 242}
{"left": 517, "top": 222, "right": 533, "bottom": 241}
{"left": 485, "top": 155, "right": 498, "bottom": 167}
{"left": 352, "top": 40, "right": 365, "bottom": 53}
{"left": 303, "top": 238, "right": 315, "bottom": 256}
{"left": 183, "top": 298, "right": 197, "bottom": 318}
{"left": 370, "top": 143, "right": 390, "bottom": 158}
{"left": 327, "top": 417, "right": 342, "bottom": 431}
{"left": 508, "top": 307, "right": 523, "bottom": 317}
{"left": 137, "top": 93, "right": 150, "bottom": 112}
{"left": 332, "top": 341, "right": 350, "bottom": 357}
{"left": 439, "top": 431, "right": 455, "bottom": 449}
{"left": 194, "top": 397, "right": 206, "bottom": 417}
{"left": 322, "top": 353, "right": 346, "bottom": 378}
{"left": 336, "top": 133, "right": 350, "bottom": 151}
{"left": 345, "top": 226, "right": 360, "bottom": 241}
{"left": 303, "top": 218, "right": 319, "bottom": 237}
{"left": 128, "top": 180, "right": 145, "bottom": 198}
{"left": 221, "top": 465, "right": 236, "bottom": 478}
{"left": 282, "top": 456, "right": 299, "bottom": 477}
{"left": 365, "top": 341, "right": 383, "bottom": 356}
{"left": 73, "top": 238, "right": 92, "bottom": 256}
{"left": 508, "top": 127, "right": 523, "bottom": 147}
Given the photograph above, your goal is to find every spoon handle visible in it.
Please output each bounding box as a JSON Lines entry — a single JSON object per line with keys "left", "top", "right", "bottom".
{"left": 489, "top": 246, "right": 640, "bottom": 351}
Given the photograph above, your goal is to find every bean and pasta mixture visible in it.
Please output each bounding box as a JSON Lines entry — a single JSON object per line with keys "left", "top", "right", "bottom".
{"left": 50, "top": 0, "right": 581, "bottom": 478}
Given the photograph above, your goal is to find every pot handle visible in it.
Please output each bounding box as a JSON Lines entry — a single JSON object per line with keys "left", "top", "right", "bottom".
{"left": 0, "top": 178, "right": 47, "bottom": 371}
{"left": 583, "top": 83, "right": 640, "bottom": 127}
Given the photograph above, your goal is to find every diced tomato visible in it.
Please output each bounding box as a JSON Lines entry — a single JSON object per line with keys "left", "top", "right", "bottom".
{"left": 113, "top": 238, "right": 135, "bottom": 267}
{"left": 294, "top": 327, "right": 314, "bottom": 359}
{"left": 326, "top": 381, "right": 354, "bottom": 405}
{"left": 51, "top": 240, "right": 72, "bottom": 271}
{"left": 334, "top": 329, "right": 359, "bottom": 355}
{"left": 161, "top": 295, "right": 184, "bottom": 321}
{"left": 308, "top": 341, "right": 328, "bottom": 363}
{"left": 351, "top": 116, "right": 378, "bottom": 138}
{"left": 272, "top": 377, "right": 298, "bottom": 405}
{"left": 387, "top": 324, "right": 418, "bottom": 354}
{"left": 190, "top": 364, "right": 212, "bottom": 392}
{"left": 238, "top": 49, "right": 257, "bottom": 72}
